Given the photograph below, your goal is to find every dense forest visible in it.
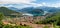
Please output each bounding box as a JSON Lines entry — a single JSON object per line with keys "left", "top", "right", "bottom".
{"left": 35, "top": 11, "right": 60, "bottom": 28}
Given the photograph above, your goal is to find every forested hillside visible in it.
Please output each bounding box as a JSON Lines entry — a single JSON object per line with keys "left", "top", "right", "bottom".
{"left": 0, "top": 7, "right": 19, "bottom": 15}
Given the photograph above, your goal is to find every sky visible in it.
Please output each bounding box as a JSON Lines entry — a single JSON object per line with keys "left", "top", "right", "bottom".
{"left": 0, "top": 0, "right": 60, "bottom": 8}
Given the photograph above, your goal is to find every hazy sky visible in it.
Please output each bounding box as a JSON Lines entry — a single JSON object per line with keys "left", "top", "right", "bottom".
{"left": 0, "top": 0, "right": 60, "bottom": 8}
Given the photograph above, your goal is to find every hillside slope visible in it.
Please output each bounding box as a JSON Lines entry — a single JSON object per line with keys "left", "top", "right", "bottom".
{"left": 0, "top": 7, "right": 19, "bottom": 15}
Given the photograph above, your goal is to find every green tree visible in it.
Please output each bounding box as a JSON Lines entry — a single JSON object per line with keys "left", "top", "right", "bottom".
{"left": 0, "top": 12, "right": 5, "bottom": 28}
{"left": 0, "top": 13, "right": 5, "bottom": 21}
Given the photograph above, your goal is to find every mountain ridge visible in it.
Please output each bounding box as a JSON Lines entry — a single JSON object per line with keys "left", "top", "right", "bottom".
{"left": 0, "top": 7, "right": 19, "bottom": 16}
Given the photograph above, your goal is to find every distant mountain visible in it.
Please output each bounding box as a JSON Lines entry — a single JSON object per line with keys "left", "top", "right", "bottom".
{"left": 19, "top": 7, "right": 44, "bottom": 16}
{"left": 8, "top": 7, "right": 20, "bottom": 12}
{"left": 8, "top": 7, "right": 34, "bottom": 12}
{"left": 28, "top": 8, "right": 44, "bottom": 16}
{"left": 8, "top": 6, "right": 60, "bottom": 16}
{"left": 0, "top": 7, "right": 19, "bottom": 15}
{"left": 36, "top": 6, "right": 60, "bottom": 12}
{"left": 37, "top": 6, "right": 60, "bottom": 12}
{"left": 8, "top": 7, "right": 18, "bottom": 10}
{"left": 8, "top": 6, "right": 60, "bottom": 13}
{"left": 8, "top": 7, "right": 44, "bottom": 16}
{"left": 19, "top": 7, "right": 34, "bottom": 12}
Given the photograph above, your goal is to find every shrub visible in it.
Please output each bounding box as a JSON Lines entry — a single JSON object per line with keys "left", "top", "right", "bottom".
{"left": 44, "top": 26, "right": 49, "bottom": 28}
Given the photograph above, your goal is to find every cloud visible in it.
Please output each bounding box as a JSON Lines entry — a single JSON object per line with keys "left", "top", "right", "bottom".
{"left": 0, "top": 0, "right": 36, "bottom": 4}
{"left": 0, "top": 0, "right": 38, "bottom": 8}
{"left": 0, "top": 0, "right": 43, "bottom": 8}
{"left": 0, "top": 0, "right": 60, "bottom": 8}
{"left": 45, "top": 3, "right": 60, "bottom": 7}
